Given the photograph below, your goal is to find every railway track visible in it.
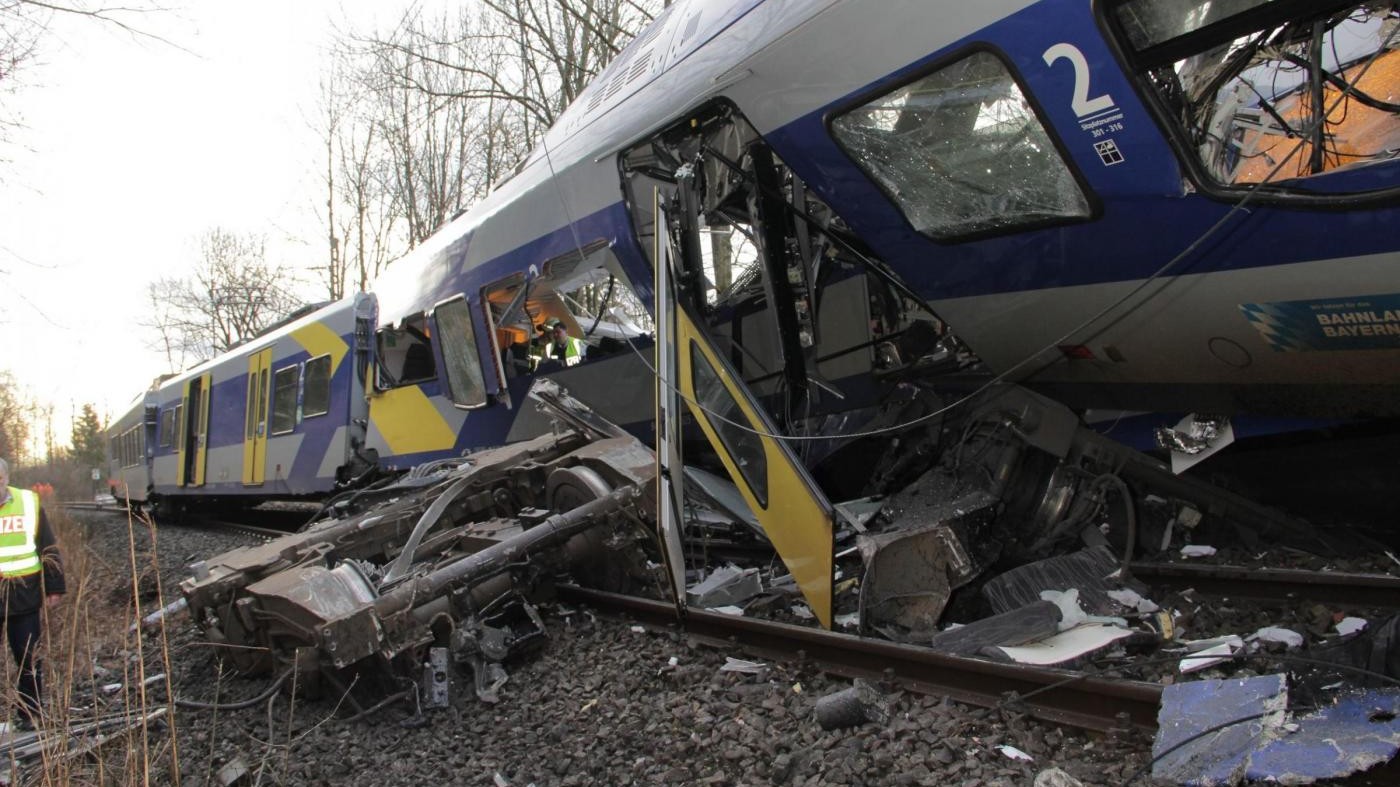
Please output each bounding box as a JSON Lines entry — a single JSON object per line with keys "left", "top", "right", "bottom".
{"left": 559, "top": 585, "right": 1163, "bottom": 734}
{"left": 1130, "top": 562, "right": 1400, "bottom": 608}
{"left": 562, "top": 562, "right": 1400, "bottom": 737}
{"left": 57, "top": 500, "right": 288, "bottom": 543}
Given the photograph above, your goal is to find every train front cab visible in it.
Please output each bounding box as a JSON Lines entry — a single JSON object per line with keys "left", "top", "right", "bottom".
{"left": 365, "top": 247, "right": 656, "bottom": 470}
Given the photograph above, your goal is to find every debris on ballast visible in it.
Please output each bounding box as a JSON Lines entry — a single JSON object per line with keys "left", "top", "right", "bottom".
{"left": 813, "top": 679, "right": 888, "bottom": 731}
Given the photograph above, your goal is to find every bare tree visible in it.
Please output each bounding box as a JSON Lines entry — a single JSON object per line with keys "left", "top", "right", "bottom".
{"left": 0, "top": 370, "right": 32, "bottom": 465}
{"left": 314, "top": 0, "right": 664, "bottom": 272}
{"left": 1, "top": 1, "right": 170, "bottom": 167}
{"left": 144, "top": 228, "right": 306, "bottom": 368}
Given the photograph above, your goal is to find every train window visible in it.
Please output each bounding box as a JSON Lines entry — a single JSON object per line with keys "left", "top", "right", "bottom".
{"left": 691, "top": 341, "right": 768, "bottom": 508}
{"left": 1107, "top": 1, "right": 1400, "bottom": 190}
{"left": 376, "top": 315, "right": 437, "bottom": 389}
{"left": 302, "top": 355, "right": 332, "bottom": 418}
{"left": 159, "top": 408, "right": 174, "bottom": 448}
{"left": 270, "top": 365, "right": 300, "bottom": 435}
{"left": 831, "top": 50, "right": 1091, "bottom": 239}
{"left": 434, "top": 298, "right": 488, "bottom": 408}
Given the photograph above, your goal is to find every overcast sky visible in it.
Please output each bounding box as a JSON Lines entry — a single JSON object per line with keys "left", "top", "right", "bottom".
{"left": 1, "top": 2, "right": 416, "bottom": 452}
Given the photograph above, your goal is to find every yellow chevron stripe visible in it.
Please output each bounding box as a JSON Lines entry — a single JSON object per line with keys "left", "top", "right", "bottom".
{"left": 292, "top": 322, "right": 350, "bottom": 376}
{"left": 370, "top": 386, "right": 457, "bottom": 456}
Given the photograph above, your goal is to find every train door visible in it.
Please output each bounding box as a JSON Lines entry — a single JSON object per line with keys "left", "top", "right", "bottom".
{"left": 177, "top": 373, "right": 211, "bottom": 487}
{"left": 242, "top": 349, "right": 272, "bottom": 486}
{"left": 653, "top": 198, "right": 837, "bottom": 629}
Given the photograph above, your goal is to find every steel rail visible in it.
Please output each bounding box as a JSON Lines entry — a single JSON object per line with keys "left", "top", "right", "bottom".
{"left": 558, "top": 585, "right": 1162, "bottom": 734}
{"left": 197, "top": 519, "right": 286, "bottom": 543}
{"left": 1130, "top": 562, "right": 1400, "bottom": 609}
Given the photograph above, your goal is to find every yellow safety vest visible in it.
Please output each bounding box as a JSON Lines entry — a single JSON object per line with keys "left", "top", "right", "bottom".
{"left": 0, "top": 488, "right": 42, "bottom": 578}
{"left": 543, "top": 336, "right": 585, "bottom": 367}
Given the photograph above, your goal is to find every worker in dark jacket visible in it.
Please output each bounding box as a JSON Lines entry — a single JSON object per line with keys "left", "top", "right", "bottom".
{"left": 0, "top": 458, "right": 64, "bottom": 729}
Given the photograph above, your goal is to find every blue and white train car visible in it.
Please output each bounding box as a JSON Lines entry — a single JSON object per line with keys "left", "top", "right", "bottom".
{"left": 138, "top": 294, "right": 376, "bottom": 515}
{"left": 368, "top": 0, "right": 1400, "bottom": 440}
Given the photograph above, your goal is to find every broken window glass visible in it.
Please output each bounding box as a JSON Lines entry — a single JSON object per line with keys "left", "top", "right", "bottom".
{"left": 435, "top": 298, "right": 487, "bottom": 408}
{"left": 1111, "top": 1, "right": 1400, "bottom": 187}
{"left": 830, "top": 51, "right": 1091, "bottom": 239}
{"left": 1115, "top": 0, "right": 1277, "bottom": 50}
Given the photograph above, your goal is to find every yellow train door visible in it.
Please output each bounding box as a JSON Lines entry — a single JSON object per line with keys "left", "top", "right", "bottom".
{"left": 242, "top": 349, "right": 272, "bottom": 486}
{"left": 654, "top": 198, "right": 836, "bottom": 628}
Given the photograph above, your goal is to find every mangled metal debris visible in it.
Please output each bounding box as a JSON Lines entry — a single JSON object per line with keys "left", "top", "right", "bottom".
{"left": 180, "top": 381, "right": 660, "bottom": 711}
{"left": 171, "top": 372, "right": 1400, "bottom": 779}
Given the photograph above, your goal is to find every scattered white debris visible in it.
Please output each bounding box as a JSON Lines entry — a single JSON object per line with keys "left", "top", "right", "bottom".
{"left": 997, "top": 744, "right": 1034, "bottom": 762}
{"left": 1041, "top": 589, "right": 1088, "bottom": 631}
{"left": 998, "top": 624, "right": 1135, "bottom": 666}
{"left": 710, "top": 605, "right": 746, "bottom": 616}
{"left": 1335, "top": 617, "right": 1368, "bottom": 636}
{"left": 1107, "top": 588, "right": 1160, "bottom": 614}
{"left": 720, "top": 657, "right": 767, "bottom": 674}
{"left": 1037, "top": 589, "right": 1125, "bottom": 630}
{"left": 1385, "top": 550, "right": 1400, "bottom": 569}
{"left": 1179, "top": 635, "right": 1244, "bottom": 673}
{"left": 1180, "top": 544, "right": 1217, "bottom": 558}
{"left": 629, "top": 626, "right": 645, "bottom": 634}
{"left": 667, "top": 656, "right": 679, "bottom": 667}
{"left": 790, "top": 605, "right": 814, "bottom": 620}
{"left": 1248, "top": 627, "right": 1304, "bottom": 649}
{"left": 101, "top": 683, "right": 123, "bottom": 694}
{"left": 834, "top": 612, "right": 860, "bottom": 629}
{"left": 494, "top": 773, "right": 510, "bottom": 787}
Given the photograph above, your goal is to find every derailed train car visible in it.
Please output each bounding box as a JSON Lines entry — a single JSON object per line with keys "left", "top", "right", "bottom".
{"left": 107, "top": 294, "right": 379, "bottom": 515}
{"left": 173, "top": 2, "right": 1400, "bottom": 776}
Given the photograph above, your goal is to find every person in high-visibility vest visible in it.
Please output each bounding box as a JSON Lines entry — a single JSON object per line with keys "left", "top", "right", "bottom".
{"left": 541, "top": 320, "right": 587, "bottom": 367}
{"left": 0, "top": 458, "right": 64, "bottom": 730}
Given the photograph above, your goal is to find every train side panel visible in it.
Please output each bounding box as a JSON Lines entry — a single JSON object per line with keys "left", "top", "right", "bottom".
{"left": 147, "top": 294, "right": 374, "bottom": 510}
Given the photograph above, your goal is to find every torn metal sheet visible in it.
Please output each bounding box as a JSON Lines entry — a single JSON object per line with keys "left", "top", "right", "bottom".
{"left": 981, "top": 546, "right": 1129, "bottom": 617}
{"left": 856, "top": 490, "right": 997, "bottom": 636}
{"left": 1156, "top": 414, "right": 1234, "bottom": 474}
{"left": 927, "top": 600, "right": 1061, "bottom": 658}
{"left": 1153, "top": 674, "right": 1289, "bottom": 787}
{"left": 687, "top": 565, "right": 762, "bottom": 608}
{"left": 856, "top": 524, "right": 964, "bottom": 636}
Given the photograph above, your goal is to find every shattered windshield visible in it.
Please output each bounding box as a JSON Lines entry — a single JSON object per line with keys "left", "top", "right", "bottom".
{"left": 1113, "top": 1, "right": 1400, "bottom": 187}
{"left": 830, "top": 51, "right": 1091, "bottom": 239}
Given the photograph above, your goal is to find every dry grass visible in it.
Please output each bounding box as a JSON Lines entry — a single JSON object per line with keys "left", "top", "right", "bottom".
{"left": 0, "top": 504, "right": 183, "bottom": 786}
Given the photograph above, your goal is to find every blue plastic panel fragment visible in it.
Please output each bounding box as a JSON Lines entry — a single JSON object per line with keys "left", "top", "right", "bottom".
{"left": 1154, "top": 675, "right": 1400, "bottom": 785}
{"left": 1245, "top": 691, "right": 1400, "bottom": 783}
{"left": 1152, "top": 674, "right": 1288, "bottom": 786}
